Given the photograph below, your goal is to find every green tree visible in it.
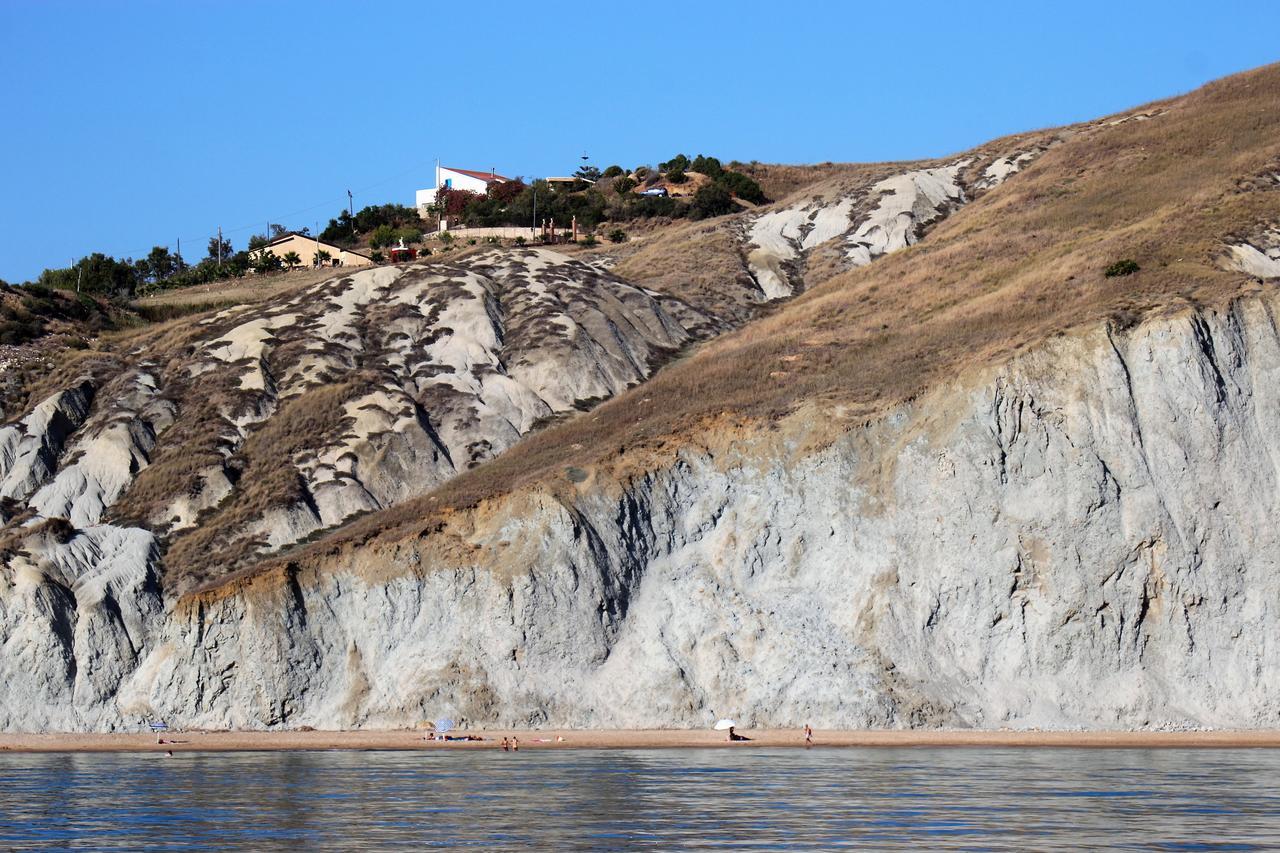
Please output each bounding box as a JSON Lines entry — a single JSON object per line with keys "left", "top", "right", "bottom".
{"left": 614, "top": 177, "right": 636, "bottom": 195}
{"left": 140, "top": 246, "right": 180, "bottom": 283}
{"left": 315, "top": 249, "right": 332, "bottom": 266}
{"left": 281, "top": 250, "right": 302, "bottom": 270}
{"left": 320, "top": 210, "right": 355, "bottom": 243}
{"left": 660, "top": 154, "right": 690, "bottom": 173}
{"left": 717, "top": 170, "right": 767, "bottom": 204}
{"left": 602, "top": 165, "right": 624, "bottom": 178}
{"left": 252, "top": 250, "right": 282, "bottom": 274}
{"left": 690, "top": 182, "right": 736, "bottom": 219}
{"left": 37, "top": 254, "right": 140, "bottom": 298}
{"left": 369, "top": 224, "right": 397, "bottom": 248}
{"left": 666, "top": 166, "right": 688, "bottom": 184}
{"left": 207, "top": 235, "right": 233, "bottom": 262}
{"left": 690, "top": 155, "right": 724, "bottom": 178}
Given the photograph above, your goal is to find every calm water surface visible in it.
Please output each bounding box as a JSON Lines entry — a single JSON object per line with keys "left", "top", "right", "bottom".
{"left": 1, "top": 747, "right": 1277, "bottom": 850}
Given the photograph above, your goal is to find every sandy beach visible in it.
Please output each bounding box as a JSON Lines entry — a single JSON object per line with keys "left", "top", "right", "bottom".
{"left": 5, "top": 728, "right": 1280, "bottom": 754}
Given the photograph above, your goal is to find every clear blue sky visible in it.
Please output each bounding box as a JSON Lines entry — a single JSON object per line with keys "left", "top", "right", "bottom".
{"left": 2, "top": 0, "right": 1277, "bottom": 282}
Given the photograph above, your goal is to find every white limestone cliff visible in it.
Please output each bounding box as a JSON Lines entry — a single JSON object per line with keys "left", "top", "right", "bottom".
{"left": 6, "top": 292, "right": 1280, "bottom": 732}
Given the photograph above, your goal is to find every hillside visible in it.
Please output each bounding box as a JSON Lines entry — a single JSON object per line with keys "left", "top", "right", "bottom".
{"left": 1, "top": 63, "right": 1279, "bottom": 731}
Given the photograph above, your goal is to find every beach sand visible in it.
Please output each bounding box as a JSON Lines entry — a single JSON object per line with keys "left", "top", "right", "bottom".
{"left": 4, "top": 729, "right": 1280, "bottom": 753}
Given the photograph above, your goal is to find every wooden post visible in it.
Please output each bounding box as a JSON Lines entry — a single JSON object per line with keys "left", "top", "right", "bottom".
{"left": 572, "top": 216, "right": 577, "bottom": 242}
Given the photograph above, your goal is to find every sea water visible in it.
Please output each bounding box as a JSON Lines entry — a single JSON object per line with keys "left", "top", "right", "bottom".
{"left": 1, "top": 746, "right": 1278, "bottom": 850}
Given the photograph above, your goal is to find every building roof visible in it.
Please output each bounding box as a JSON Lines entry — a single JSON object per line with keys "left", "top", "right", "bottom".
{"left": 443, "top": 166, "right": 511, "bottom": 183}
{"left": 256, "top": 233, "right": 371, "bottom": 259}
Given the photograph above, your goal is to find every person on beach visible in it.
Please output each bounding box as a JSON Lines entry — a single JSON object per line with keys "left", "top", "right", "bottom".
{"left": 512, "top": 736, "right": 519, "bottom": 751}
{"left": 804, "top": 725, "right": 813, "bottom": 746}
{"left": 501, "top": 737, "right": 509, "bottom": 751}
{"left": 727, "top": 726, "right": 749, "bottom": 742}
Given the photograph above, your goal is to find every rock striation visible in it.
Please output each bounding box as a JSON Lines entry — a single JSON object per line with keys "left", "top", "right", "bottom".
{"left": 6, "top": 291, "right": 1280, "bottom": 731}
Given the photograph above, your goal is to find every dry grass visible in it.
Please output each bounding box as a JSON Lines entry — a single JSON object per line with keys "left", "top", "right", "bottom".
{"left": 237, "top": 62, "right": 1280, "bottom": 579}
{"left": 134, "top": 267, "right": 348, "bottom": 309}
{"left": 155, "top": 377, "right": 373, "bottom": 587}
{"left": 610, "top": 218, "right": 760, "bottom": 325}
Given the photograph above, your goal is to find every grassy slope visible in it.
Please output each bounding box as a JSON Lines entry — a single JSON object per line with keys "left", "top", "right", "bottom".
{"left": 219, "top": 63, "right": 1280, "bottom": 586}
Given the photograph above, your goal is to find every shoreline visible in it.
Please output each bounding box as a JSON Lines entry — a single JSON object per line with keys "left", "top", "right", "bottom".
{"left": 5, "top": 729, "right": 1280, "bottom": 754}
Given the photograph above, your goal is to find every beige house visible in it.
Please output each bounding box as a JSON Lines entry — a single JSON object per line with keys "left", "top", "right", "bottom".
{"left": 249, "top": 234, "right": 373, "bottom": 269}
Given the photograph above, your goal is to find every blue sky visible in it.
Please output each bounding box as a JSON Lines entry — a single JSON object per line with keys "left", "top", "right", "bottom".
{"left": 2, "top": 0, "right": 1277, "bottom": 282}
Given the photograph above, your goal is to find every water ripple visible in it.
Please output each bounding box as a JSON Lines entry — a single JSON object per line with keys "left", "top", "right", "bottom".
{"left": 1, "top": 747, "right": 1279, "bottom": 849}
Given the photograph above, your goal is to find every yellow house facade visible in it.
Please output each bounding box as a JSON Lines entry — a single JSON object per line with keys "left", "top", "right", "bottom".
{"left": 249, "top": 234, "right": 373, "bottom": 269}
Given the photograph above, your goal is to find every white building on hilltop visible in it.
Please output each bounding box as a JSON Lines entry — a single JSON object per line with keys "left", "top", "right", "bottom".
{"left": 415, "top": 165, "right": 511, "bottom": 215}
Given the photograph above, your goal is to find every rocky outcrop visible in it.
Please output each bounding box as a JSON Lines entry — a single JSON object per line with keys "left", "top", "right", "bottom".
{"left": 0, "top": 382, "right": 94, "bottom": 503}
{"left": 1226, "top": 228, "right": 1280, "bottom": 278}
{"left": 0, "top": 249, "right": 701, "bottom": 589}
{"left": 741, "top": 152, "right": 1036, "bottom": 299}
{"left": 7, "top": 290, "right": 1280, "bottom": 731}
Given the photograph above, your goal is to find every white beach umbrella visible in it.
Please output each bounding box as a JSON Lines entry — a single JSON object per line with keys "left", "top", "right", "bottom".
{"left": 713, "top": 719, "right": 737, "bottom": 731}
{"left": 435, "top": 718, "right": 455, "bottom": 734}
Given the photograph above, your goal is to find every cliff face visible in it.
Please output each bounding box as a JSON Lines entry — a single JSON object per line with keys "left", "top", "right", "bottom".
{"left": 0, "top": 248, "right": 699, "bottom": 591}
{"left": 7, "top": 292, "right": 1280, "bottom": 731}
{"left": 4, "top": 62, "right": 1278, "bottom": 733}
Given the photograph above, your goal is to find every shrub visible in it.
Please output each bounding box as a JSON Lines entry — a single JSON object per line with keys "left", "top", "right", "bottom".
{"left": 436, "top": 187, "right": 482, "bottom": 216}
{"left": 369, "top": 224, "right": 397, "bottom": 248}
{"left": 690, "top": 182, "right": 736, "bottom": 219}
{"left": 614, "top": 177, "right": 636, "bottom": 195}
{"left": 608, "top": 229, "right": 628, "bottom": 244}
{"left": 660, "top": 154, "right": 690, "bottom": 173}
{"left": 467, "top": 238, "right": 477, "bottom": 246}
{"left": 666, "top": 167, "right": 687, "bottom": 184}
{"left": 1104, "top": 259, "right": 1140, "bottom": 277}
{"left": 252, "top": 250, "right": 282, "bottom": 274}
{"left": 514, "top": 236, "right": 526, "bottom": 246}
{"left": 370, "top": 250, "right": 384, "bottom": 264}
{"left": 580, "top": 235, "right": 599, "bottom": 247}
{"left": 690, "top": 155, "right": 723, "bottom": 178}
{"left": 717, "top": 170, "right": 767, "bottom": 204}
{"left": 602, "top": 165, "right": 624, "bottom": 178}
{"left": 438, "top": 232, "right": 454, "bottom": 245}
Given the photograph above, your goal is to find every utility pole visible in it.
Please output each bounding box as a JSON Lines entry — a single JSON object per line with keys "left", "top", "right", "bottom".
{"left": 74, "top": 258, "right": 82, "bottom": 294}
{"left": 217, "top": 227, "right": 223, "bottom": 265}
{"left": 347, "top": 189, "right": 354, "bottom": 237}
{"left": 532, "top": 184, "right": 537, "bottom": 235}
{"left": 176, "top": 237, "right": 181, "bottom": 271}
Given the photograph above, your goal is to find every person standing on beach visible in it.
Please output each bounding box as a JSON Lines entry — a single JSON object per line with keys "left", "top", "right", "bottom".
{"left": 512, "top": 736, "right": 519, "bottom": 752}
{"left": 501, "top": 737, "right": 510, "bottom": 751}
{"left": 804, "top": 725, "right": 813, "bottom": 746}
